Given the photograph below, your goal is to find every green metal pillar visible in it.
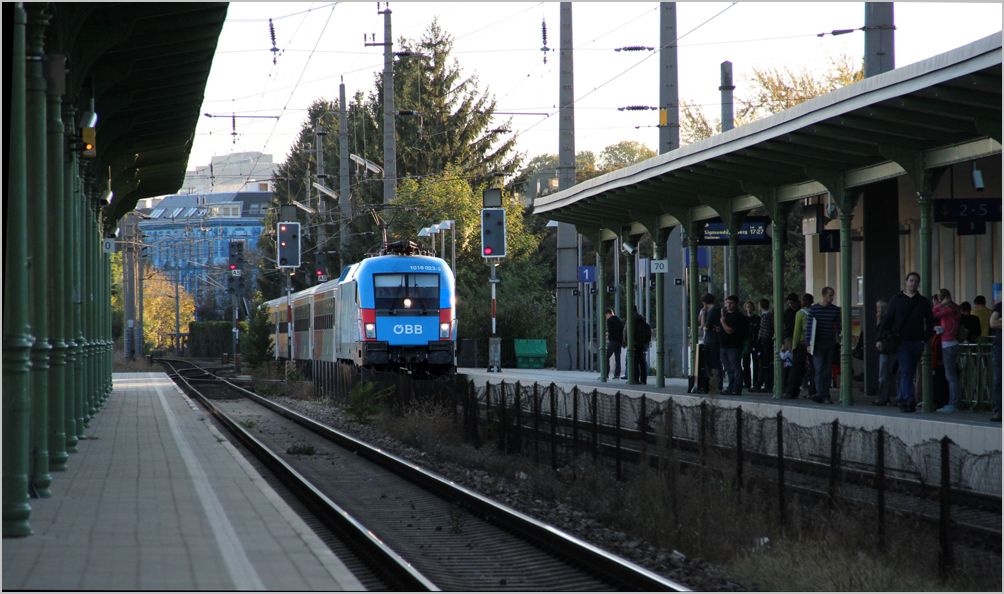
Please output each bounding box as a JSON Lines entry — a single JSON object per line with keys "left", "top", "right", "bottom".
{"left": 72, "top": 161, "right": 87, "bottom": 438}
{"left": 727, "top": 223, "right": 739, "bottom": 299}
{"left": 771, "top": 202, "right": 786, "bottom": 399}
{"left": 82, "top": 201, "right": 93, "bottom": 424}
{"left": 62, "top": 107, "right": 79, "bottom": 453}
{"left": 104, "top": 245, "right": 113, "bottom": 400}
{"left": 624, "top": 242, "right": 636, "bottom": 385}
{"left": 837, "top": 190, "right": 859, "bottom": 406}
{"left": 918, "top": 189, "right": 934, "bottom": 413}
{"left": 3, "top": 1, "right": 35, "bottom": 537}
{"left": 596, "top": 233, "right": 607, "bottom": 382}
{"left": 86, "top": 204, "right": 98, "bottom": 418}
{"left": 687, "top": 231, "right": 700, "bottom": 385}
{"left": 26, "top": 4, "right": 52, "bottom": 498}
{"left": 654, "top": 230, "right": 666, "bottom": 388}
{"left": 46, "top": 53, "right": 68, "bottom": 470}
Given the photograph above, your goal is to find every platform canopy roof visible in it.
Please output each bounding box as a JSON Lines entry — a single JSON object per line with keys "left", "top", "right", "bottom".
{"left": 46, "top": 3, "right": 229, "bottom": 228}
{"left": 533, "top": 33, "right": 1002, "bottom": 237}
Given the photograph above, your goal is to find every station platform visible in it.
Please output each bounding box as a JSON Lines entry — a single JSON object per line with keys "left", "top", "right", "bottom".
{"left": 2, "top": 372, "right": 364, "bottom": 591}
{"left": 459, "top": 367, "right": 1003, "bottom": 457}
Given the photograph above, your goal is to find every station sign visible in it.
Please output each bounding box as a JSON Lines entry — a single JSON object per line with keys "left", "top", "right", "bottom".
{"left": 933, "top": 198, "right": 1001, "bottom": 223}
{"left": 819, "top": 229, "right": 840, "bottom": 253}
{"left": 698, "top": 216, "right": 771, "bottom": 245}
{"left": 577, "top": 265, "right": 596, "bottom": 284}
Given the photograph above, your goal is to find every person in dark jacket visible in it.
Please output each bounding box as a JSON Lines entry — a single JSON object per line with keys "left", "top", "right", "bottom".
{"left": 624, "top": 313, "right": 652, "bottom": 384}
{"left": 782, "top": 293, "right": 800, "bottom": 341}
{"left": 755, "top": 298, "right": 775, "bottom": 393}
{"left": 701, "top": 293, "right": 723, "bottom": 394}
{"left": 877, "top": 272, "right": 934, "bottom": 413}
{"left": 604, "top": 308, "right": 624, "bottom": 381}
{"left": 958, "top": 301, "right": 982, "bottom": 342}
{"left": 719, "top": 295, "right": 748, "bottom": 395}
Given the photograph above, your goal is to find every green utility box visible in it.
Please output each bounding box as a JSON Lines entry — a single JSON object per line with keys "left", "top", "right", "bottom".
{"left": 514, "top": 338, "right": 548, "bottom": 368}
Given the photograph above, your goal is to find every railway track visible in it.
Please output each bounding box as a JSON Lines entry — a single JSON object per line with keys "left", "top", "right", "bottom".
{"left": 160, "top": 359, "right": 690, "bottom": 592}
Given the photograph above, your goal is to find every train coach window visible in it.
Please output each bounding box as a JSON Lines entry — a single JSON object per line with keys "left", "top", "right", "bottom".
{"left": 373, "top": 273, "right": 439, "bottom": 310}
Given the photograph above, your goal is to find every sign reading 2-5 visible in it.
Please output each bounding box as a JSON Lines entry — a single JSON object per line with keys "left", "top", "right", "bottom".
{"left": 933, "top": 198, "right": 1001, "bottom": 222}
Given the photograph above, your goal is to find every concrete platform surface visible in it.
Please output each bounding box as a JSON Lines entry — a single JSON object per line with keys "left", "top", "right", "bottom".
{"left": 2, "top": 372, "right": 365, "bottom": 591}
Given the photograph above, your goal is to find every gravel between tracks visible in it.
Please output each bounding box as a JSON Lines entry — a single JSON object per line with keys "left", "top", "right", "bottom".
{"left": 269, "top": 395, "right": 747, "bottom": 591}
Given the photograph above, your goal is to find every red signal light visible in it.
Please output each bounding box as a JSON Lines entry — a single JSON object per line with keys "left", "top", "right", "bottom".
{"left": 484, "top": 247, "right": 493, "bottom": 255}
{"left": 229, "top": 264, "right": 237, "bottom": 270}
{"left": 315, "top": 269, "right": 323, "bottom": 277}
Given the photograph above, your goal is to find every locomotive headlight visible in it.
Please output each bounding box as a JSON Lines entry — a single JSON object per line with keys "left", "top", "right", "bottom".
{"left": 403, "top": 298, "right": 413, "bottom": 308}
{"left": 439, "top": 322, "right": 450, "bottom": 338}
{"left": 364, "top": 323, "right": 376, "bottom": 339}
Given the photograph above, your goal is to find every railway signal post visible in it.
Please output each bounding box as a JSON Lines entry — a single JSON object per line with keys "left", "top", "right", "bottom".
{"left": 482, "top": 189, "right": 506, "bottom": 372}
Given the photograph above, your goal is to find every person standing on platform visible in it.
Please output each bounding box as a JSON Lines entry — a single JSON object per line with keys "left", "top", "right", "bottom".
{"left": 719, "top": 295, "right": 749, "bottom": 395}
{"left": 603, "top": 308, "right": 624, "bottom": 381}
{"left": 989, "top": 300, "right": 1001, "bottom": 422}
{"left": 972, "top": 295, "right": 991, "bottom": 338}
{"left": 808, "top": 287, "right": 840, "bottom": 404}
{"left": 626, "top": 312, "right": 652, "bottom": 385}
{"left": 742, "top": 300, "right": 760, "bottom": 392}
{"left": 872, "top": 299, "right": 896, "bottom": 406}
{"left": 878, "top": 272, "right": 934, "bottom": 413}
{"left": 785, "top": 293, "right": 814, "bottom": 399}
{"left": 755, "top": 298, "right": 775, "bottom": 393}
{"left": 783, "top": 293, "right": 799, "bottom": 342}
{"left": 702, "top": 293, "right": 723, "bottom": 395}
{"left": 933, "top": 289, "right": 962, "bottom": 413}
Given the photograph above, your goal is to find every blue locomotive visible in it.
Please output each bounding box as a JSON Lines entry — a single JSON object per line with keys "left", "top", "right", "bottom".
{"left": 264, "top": 242, "right": 457, "bottom": 375}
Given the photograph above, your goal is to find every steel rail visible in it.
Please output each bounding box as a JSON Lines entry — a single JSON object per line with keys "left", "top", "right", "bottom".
{"left": 160, "top": 359, "right": 439, "bottom": 592}
{"left": 163, "top": 358, "right": 691, "bottom": 592}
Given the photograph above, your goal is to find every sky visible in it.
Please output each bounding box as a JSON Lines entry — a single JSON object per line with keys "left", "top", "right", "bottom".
{"left": 187, "top": 1, "right": 1003, "bottom": 173}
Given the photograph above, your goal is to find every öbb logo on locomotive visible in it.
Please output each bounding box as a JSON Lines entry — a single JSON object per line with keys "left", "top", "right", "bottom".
{"left": 392, "top": 324, "right": 424, "bottom": 335}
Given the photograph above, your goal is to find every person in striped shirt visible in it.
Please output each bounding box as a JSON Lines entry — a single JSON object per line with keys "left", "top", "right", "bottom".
{"left": 807, "top": 286, "right": 840, "bottom": 404}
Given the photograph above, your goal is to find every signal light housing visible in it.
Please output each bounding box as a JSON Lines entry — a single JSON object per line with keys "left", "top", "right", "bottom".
{"left": 480, "top": 208, "right": 506, "bottom": 259}
{"left": 277, "top": 221, "right": 301, "bottom": 268}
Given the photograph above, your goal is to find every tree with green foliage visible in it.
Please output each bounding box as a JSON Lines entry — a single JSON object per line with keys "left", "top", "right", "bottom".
{"left": 262, "top": 21, "right": 522, "bottom": 303}
{"left": 374, "top": 20, "right": 520, "bottom": 187}
{"left": 385, "top": 168, "right": 553, "bottom": 351}
{"left": 598, "top": 140, "right": 656, "bottom": 170}
{"left": 241, "top": 293, "right": 274, "bottom": 370}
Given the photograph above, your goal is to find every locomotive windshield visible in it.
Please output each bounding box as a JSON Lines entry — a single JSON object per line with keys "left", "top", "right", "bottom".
{"left": 373, "top": 273, "right": 440, "bottom": 311}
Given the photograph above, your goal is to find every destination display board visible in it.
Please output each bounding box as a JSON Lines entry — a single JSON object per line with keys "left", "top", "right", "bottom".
{"left": 698, "top": 216, "right": 771, "bottom": 245}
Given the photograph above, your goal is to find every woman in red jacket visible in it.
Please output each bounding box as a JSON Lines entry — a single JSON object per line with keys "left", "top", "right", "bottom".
{"left": 932, "top": 288, "right": 962, "bottom": 413}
